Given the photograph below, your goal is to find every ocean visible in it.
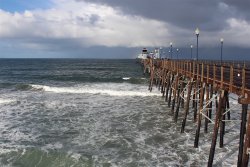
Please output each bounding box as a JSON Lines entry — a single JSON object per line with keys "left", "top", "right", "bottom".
{"left": 0, "top": 59, "right": 242, "bottom": 166}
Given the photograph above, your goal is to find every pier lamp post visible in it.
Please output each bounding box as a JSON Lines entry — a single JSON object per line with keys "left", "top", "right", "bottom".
{"left": 195, "top": 28, "right": 200, "bottom": 61}
{"left": 220, "top": 38, "right": 224, "bottom": 64}
{"left": 168, "top": 50, "right": 171, "bottom": 59}
{"left": 190, "top": 45, "right": 193, "bottom": 60}
{"left": 176, "top": 48, "right": 179, "bottom": 59}
{"left": 170, "top": 42, "right": 173, "bottom": 59}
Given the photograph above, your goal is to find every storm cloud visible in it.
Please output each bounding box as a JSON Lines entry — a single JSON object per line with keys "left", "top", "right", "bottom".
{"left": 0, "top": 0, "right": 250, "bottom": 58}
{"left": 60, "top": 0, "right": 250, "bottom": 48}
{"left": 80, "top": 0, "right": 236, "bottom": 30}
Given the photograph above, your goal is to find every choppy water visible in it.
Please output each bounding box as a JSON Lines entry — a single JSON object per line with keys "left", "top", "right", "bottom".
{"left": 0, "top": 59, "right": 243, "bottom": 166}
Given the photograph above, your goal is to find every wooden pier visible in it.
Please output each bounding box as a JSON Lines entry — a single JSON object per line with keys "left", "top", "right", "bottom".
{"left": 142, "top": 58, "right": 250, "bottom": 167}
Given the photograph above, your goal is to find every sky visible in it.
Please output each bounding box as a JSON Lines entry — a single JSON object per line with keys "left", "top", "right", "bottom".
{"left": 0, "top": 0, "right": 250, "bottom": 59}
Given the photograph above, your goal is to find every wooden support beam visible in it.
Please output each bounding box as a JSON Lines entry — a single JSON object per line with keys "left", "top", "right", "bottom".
{"left": 201, "top": 63, "right": 204, "bottom": 82}
{"left": 193, "top": 80, "right": 200, "bottom": 122}
{"left": 161, "top": 69, "right": 166, "bottom": 95}
{"left": 220, "top": 90, "right": 227, "bottom": 148}
{"left": 197, "top": 62, "right": 200, "bottom": 81}
{"left": 194, "top": 82, "right": 206, "bottom": 148}
{"left": 205, "top": 84, "right": 210, "bottom": 133}
{"left": 189, "top": 62, "right": 192, "bottom": 78}
{"left": 181, "top": 86, "right": 185, "bottom": 109}
{"left": 171, "top": 75, "right": 179, "bottom": 114}
{"left": 229, "top": 65, "right": 233, "bottom": 92}
{"left": 237, "top": 104, "right": 248, "bottom": 167}
{"left": 193, "top": 61, "right": 195, "bottom": 79}
{"left": 209, "top": 84, "right": 213, "bottom": 122}
{"left": 242, "top": 105, "right": 250, "bottom": 167}
{"left": 168, "top": 74, "right": 175, "bottom": 107}
{"left": 165, "top": 72, "right": 171, "bottom": 102}
{"left": 158, "top": 68, "right": 164, "bottom": 91}
{"left": 192, "top": 82, "right": 196, "bottom": 109}
{"left": 174, "top": 77, "right": 185, "bottom": 122}
{"left": 148, "top": 59, "right": 154, "bottom": 92}
{"left": 225, "top": 91, "right": 230, "bottom": 120}
{"left": 207, "top": 64, "right": 209, "bottom": 83}
{"left": 181, "top": 79, "right": 193, "bottom": 133}
{"left": 221, "top": 66, "right": 224, "bottom": 88}
{"left": 208, "top": 90, "right": 225, "bottom": 167}
{"left": 242, "top": 67, "right": 246, "bottom": 96}
{"left": 162, "top": 73, "right": 167, "bottom": 97}
{"left": 213, "top": 64, "right": 216, "bottom": 86}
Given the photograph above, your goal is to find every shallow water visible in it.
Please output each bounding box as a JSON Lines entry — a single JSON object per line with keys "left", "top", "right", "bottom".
{"left": 0, "top": 59, "right": 243, "bottom": 166}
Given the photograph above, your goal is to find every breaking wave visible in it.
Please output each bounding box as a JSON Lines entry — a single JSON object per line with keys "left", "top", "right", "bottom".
{"left": 30, "top": 84, "right": 161, "bottom": 97}
{"left": 0, "top": 98, "right": 15, "bottom": 105}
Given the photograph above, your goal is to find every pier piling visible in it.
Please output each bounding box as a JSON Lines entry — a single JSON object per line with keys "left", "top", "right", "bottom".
{"left": 181, "top": 79, "right": 193, "bottom": 133}
{"left": 168, "top": 74, "right": 174, "bottom": 107}
{"left": 208, "top": 90, "right": 225, "bottom": 167}
{"left": 194, "top": 82, "right": 206, "bottom": 148}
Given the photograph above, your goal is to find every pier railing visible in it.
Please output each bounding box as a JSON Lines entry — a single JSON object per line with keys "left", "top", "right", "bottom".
{"left": 153, "top": 59, "right": 250, "bottom": 103}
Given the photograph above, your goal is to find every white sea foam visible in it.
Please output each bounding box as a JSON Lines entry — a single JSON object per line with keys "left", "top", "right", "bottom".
{"left": 31, "top": 84, "right": 161, "bottom": 97}
{"left": 122, "top": 77, "right": 130, "bottom": 80}
{"left": 42, "top": 142, "right": 63, "bottom": 151}
{"left": 0, "top": 148, "right": 18, "bottom": 155}
{"left": 0, "top": 98, "right": 15, "bottom": 105}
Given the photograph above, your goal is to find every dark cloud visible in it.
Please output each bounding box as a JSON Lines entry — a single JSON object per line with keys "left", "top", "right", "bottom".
{"left": 79, "top": 0, "right": 250, "bottom": 31}
{"left": 80, "top": 0, "right": 238, "bottom": 31}
{"left": 89, "top": 14, "right": 100, "bottom": 24}
{"left": 222, "top": 0, "right": 250, "bottom": 20}
{"left": 222, "top": 0, "right": 250, "bottom": 12}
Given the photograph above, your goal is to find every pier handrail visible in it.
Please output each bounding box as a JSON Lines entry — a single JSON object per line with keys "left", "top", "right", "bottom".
{"left": 151, "top": 59, "right": 250, "bottom": 104}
